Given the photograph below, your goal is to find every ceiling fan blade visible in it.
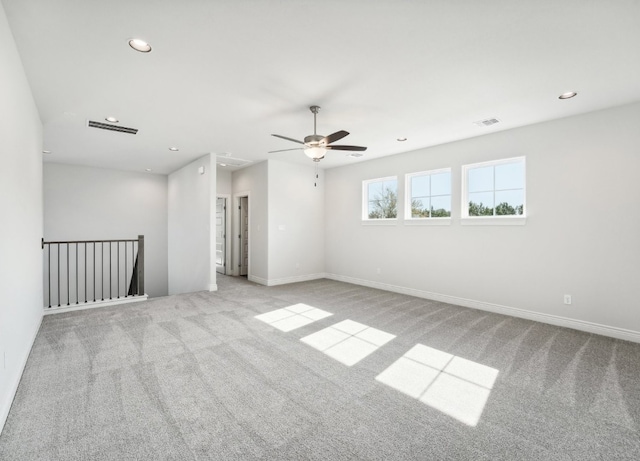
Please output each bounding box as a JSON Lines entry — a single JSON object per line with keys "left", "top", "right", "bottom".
{"left": 268, "top": 148, "right": 303, "bottom": 153}
{"left": 271, "top": 134, "right": 305, "bottom": 145}
{"left": 326, "top": 145, "right": 367, "bottom": 151}
{"left": 322, "top": 130, "right": 349, "bottom": 145}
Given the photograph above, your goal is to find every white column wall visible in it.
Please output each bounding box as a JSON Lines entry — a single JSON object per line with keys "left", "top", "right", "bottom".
{"left": 216, "top": 168, "right": 232, "bottom": 196}
{"left": 168, "top": 154, "right": 217, "bottom": 294}
{"left": 0, "top": 2, "right": 44, "bottom": 433}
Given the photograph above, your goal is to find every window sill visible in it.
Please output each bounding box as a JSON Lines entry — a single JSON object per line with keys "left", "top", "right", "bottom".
{"left": 404, "top": 218, "right": 452, "bottom": 226}
{"left": 362, "top": 219, "right": 398, "bottom": 226}
{"left": 460, "top": 216, "right": 526, "bottom": 226}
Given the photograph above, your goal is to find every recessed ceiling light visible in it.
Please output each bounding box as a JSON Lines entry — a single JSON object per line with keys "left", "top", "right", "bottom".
{"left": 220, "top": 163, "right": 227, "bottom": 167}
{"left": 128, "top": 39, "right": 152, "bottom": 53}
{"left": 559, "top": 91, "right": 577, "bottom": 99}
{"left": 105, "top": 116, "right": 119, "bottom": 123}
{"left": 145, "top": 168, "right": 152, "bottom": 172}
{"left": 397, "top": 137, "right": 407, "bottom": 142}
{"left": 42, "top": 150, "right": 51, "bottom": 154}
{"left": 169, "top": 147, "right": 179, "bottom": 151}
{"left": 347, "top": 152, "right": 364, "bottom": 158}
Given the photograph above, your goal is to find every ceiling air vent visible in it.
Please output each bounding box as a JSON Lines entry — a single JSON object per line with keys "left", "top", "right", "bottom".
{"left": 215, "top": 154, "right": 253, "bottom": 168}
{"left": 87, "top": 120, "right": 138, "bottom": 135}
{"left": 474, "top": 118, "right": 500, "bottom": 128}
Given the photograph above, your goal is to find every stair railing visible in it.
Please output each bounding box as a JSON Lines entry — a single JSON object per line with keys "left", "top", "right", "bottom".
{"left": 42, "top": 235, "right": 145, "bottom": 308}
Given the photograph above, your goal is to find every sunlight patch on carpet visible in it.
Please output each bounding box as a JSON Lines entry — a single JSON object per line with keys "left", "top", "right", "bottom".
{"left": 300, "top": 320, "right": 395, "bottom": 366}
{"left": 254, "top": 303, "right": 332, "bottom": 332}
{"left": 376, "top": 344, "right": 498, "bottom": 426}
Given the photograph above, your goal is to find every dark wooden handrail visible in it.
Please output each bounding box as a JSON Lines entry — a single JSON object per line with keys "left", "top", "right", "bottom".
{"left": 42, "top": 238, "right": 139, "bottom": 246}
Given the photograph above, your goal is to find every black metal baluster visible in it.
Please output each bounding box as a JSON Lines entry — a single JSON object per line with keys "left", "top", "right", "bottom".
{"left": 67, "top": 243, "right": 70, "bottom": 306}
{"left": 93, "top": 242, "right": 96, "bottom": 302}
{"left": 57, "top": 243, "right": 61, "bottom": 307}
{"left": 134, "top": 241, "right": 137, "bottom": 295}
{"left": 125, "top": 241, "right": 128, "bottom": 298}
{"left": 109, "top": 241, "right": 112, "bottom": 300}
{"left": 48, "top": 244, "right": 51, "bottom": 308}
{"left": 84, "top": 242, "right": 87, "bottom": 303}
{"left": 134, "top": 241, "right": 138, "bottom": 295}
{"left": 76, "top": 243, "right": 79, "bottom": 304}
{"left": 101, "top": 242, "right": 104, "bottom": 301}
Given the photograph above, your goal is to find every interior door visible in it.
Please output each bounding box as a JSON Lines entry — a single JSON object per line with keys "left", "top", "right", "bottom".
{"left": 215, "top": 197, "right": 226, "bottom": 274}
{"left": 239, "top": 196, "right": 249, "bottom": 276}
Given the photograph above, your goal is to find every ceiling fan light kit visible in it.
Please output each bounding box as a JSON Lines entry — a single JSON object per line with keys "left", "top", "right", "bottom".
{"left": 304, "top": 146, "right": 327, "bottom": 161}
{"left": 270, "top": 105, "right": 367, "bottom": 162}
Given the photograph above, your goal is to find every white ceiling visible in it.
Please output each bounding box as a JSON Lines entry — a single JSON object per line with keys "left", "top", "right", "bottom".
{"left": 4, "top": 0, "right": 640, "bottom": 174}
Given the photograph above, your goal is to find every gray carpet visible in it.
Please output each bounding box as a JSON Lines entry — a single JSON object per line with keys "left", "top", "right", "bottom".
{"left": 1, "top": 276, "right": 640, "bottom": 460}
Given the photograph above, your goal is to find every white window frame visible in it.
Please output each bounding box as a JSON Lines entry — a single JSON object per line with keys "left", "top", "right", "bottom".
{"left": 404, "top": 168, "right": 452, "bottom": 225}
{"left": 362, "top": 176, "right": 398, "bottom": 223}
{"left": 461, "top": 156, "right": 526, "bottom": 226}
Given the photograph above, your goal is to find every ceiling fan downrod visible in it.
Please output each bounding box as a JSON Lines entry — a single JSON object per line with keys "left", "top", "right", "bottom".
{"left": 310, "top": 105, "right": 320, "bottom": 135}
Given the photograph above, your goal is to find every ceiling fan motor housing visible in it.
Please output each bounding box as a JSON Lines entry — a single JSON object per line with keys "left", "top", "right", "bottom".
{"left": 304, "top": 134, "right": 325, "bottom": 146}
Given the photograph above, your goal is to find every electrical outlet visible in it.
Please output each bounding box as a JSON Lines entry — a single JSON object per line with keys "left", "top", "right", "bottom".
{"left": 564, "top": 295, "right": 572, "bottom": 305}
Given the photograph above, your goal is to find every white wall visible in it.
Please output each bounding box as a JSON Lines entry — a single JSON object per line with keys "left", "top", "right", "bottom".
{"left": 43, "top": 163, "right": 169, "bottom": 298}
{"left": 325, "top": 102, "right": 640, "bottom": 340}
{"left": 168, "top": 154, "right": 217, "bottom": 294}
{"left": 267, "top": 160, "right": 325, "bottom": 284}
{"left": 216, "top": 168, "right": 232, "bottom": 196}
{"left": 232, "top": 161, "right": 268, "bottom": 281}
{"left": 0, "top": 2, "right": 44, "bottom": 433}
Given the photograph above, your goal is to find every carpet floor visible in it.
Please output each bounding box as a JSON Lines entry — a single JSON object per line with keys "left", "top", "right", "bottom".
{"left": 1, "top": 275, "right": 639, "bottom": 460}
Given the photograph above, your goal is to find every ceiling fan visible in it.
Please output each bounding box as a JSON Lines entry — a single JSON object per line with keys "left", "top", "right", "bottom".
{"left": 269, "top": 106, "right": 367, "bottom": 162}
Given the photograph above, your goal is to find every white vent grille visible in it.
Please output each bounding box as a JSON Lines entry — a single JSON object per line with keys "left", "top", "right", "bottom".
{"left": 215, "top": 154, "right": 253, "bottom": 168}
{"left": 87, "top": 120, "right": 138, "bottom": 135}
{"left": 474, "top": 118, "right": 500, "bottom": 128}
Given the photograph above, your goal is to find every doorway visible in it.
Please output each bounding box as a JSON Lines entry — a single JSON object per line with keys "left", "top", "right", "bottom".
{"left": 238, "top": 196, "right": 249, "bottom": 276}
{"left": 215, "top": 197, "right": 227, "bottom": 274}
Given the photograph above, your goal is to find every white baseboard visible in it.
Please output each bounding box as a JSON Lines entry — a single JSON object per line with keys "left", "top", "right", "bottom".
{"left": 208, "top": 283, "right": 218, "bottom": 292}
{"left": 248, "top": 274, "right": 268, "bottom": 286}
{"left": 265, "top": 273, "right": 326, "bottom": 287}
{"left": 324, "top": 273, "right": 640, "bottom": 344}
{"left": 43, "top": 294, "right": 148, "bottom": 316}
{"left": 248, "top": 273, "right": 326, "bottom": 287}
{"left": 0, "top": 313, "right": 43, "bottom": 435}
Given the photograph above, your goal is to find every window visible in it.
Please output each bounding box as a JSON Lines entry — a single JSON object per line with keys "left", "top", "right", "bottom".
{"left": 406, "top": 169, "right": 451, "bottom": 219}
{"left": 462, "top": 157, "right": 525, "bottom": 218}
{"left": 363, "top": 176, "right": 398, "bottom": 220}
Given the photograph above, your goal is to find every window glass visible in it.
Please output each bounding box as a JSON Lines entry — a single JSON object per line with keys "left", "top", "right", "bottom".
{"left": 495, "top": 162, "right": 524, "bottom": 191}
{"left": 411, "top": 175, "right": 430, "bottom": 197}
{"left": 364, "top": 177, "right": 398, "bottom": 220}
{"left": 431, "top": 172, "right": 451, "bottom": 197}
{"left": 468, "top": 166, "right": 493, "bottom": 193}
{"left": 464, "top": 158, "right": 525, "bottom": 217}
{"left": 406, "top": 169, "right": 451, "bottom": 219}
